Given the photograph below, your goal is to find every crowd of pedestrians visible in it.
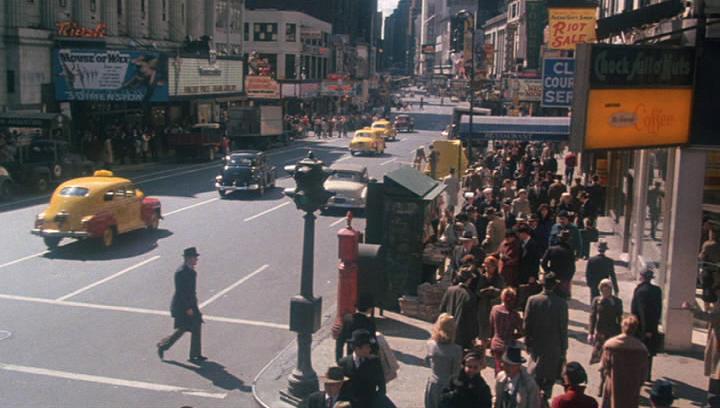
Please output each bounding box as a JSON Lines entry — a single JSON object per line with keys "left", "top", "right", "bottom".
{"left": 285, "top": 112, "right": 385, "bottom": 140}
{"left": 301, "top": 140, "right": 690, "bottom": 408}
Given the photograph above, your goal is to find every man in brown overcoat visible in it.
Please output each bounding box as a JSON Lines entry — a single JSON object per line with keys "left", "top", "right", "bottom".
{"left": 600, "top": 315, "right": 648, "bottom": 408}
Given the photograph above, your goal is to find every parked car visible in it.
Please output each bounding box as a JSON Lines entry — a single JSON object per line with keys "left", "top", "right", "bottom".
{"left": 31, "top": 170, "right": 162, "bottom": 249}
{"left": 394, "top": 115, "right": 415, "bottom": 133}
{"left": 2, "top": 139, "right": 95, "bottom": 193}
{"left": 215, "top": 150, "right": 276, "bottom": 198}
{"left": 323, "top": 164, "right": 369, "bottom": 211}
{"left": 349, "top": 128, "right": 386, "bottom": 156}
{"left": 371, "top": 119, "right": 398, "bottom": 141}
{"left": 0, "top": 165, "right": 13, "bottom": 200}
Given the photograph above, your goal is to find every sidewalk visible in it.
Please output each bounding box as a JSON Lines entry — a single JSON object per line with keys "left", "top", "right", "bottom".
{"left": 253, "top": 216, "right": 709, "bottom": 407}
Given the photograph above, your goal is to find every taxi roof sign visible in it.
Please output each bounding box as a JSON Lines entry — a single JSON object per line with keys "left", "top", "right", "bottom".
{"left": 93, "top": 170, "right": 114, "bottom": 177}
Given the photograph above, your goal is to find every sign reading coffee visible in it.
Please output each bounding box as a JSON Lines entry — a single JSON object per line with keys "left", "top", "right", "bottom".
{"left": 570, "top": 44, "right": 695, "bottom": 151}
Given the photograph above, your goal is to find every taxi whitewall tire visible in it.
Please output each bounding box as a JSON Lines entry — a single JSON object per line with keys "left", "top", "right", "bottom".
{"left": 101, "top": 227, "right": 116, "bottom": 248}
{"left": 147, "top": 211, "right": 160, "bottom": 230}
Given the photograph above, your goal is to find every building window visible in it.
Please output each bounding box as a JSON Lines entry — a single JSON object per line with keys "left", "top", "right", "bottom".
{"left": 117, "top": 0, "right": 122, "bottom": 16}
{"left": 59, "top": 0, "right": 67, "bottom": 7}
{"left": 90, "top": 0, "right": 96, "bottom": 12}
{"left": 244, "top": 23, "right": 249, "bottom": 41}
{"left": 253, "top": 23, "right": 278, "bottom": 42}
{"left": 6, "top": 71, "right": 15, "bottom": 94}
{"left": 162, "top": 0, "right": 166, "bottom": 21}
{"left": 141, "top": 0, "right": 146, "bottom": 19}
{"left": 181, "top": 3, "right": 185, "bottom": 20}
{"left": 285, "top": 54, "right": 296, "bottom": 79}
{"left": 216, "top": 0, "right": 228, "bottom": 28}
{"left": 259, "top": 53, "right": 277, "bottom": 75}
{"left": 286, "top": 24, "right": 297, "bottom": 42}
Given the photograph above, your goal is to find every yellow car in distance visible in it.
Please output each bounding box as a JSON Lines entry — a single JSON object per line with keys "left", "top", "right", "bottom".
{"left": 371, "top": 119, "right": 398, "bottom": 141}
{"left": 31, "top": 170, "right": 162, "bottom": 249}
{"left": 349, "top": 128, "right": 386, "bottom": 156}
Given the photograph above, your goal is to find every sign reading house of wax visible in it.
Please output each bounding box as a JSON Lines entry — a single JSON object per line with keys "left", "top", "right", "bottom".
{"left": 570, "top": 44, "right": 695, "bottom": 151}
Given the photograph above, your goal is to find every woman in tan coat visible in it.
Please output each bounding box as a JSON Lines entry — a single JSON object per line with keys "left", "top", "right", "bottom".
{"left": 682, "top": 286, "right": 720, "bottom": 407}
{"left": 600, "top": 315, "right": 649, "bottom": 408}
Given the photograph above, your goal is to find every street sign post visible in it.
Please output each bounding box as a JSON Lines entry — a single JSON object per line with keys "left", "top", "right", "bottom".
{"left": 542, "top": 57, "right": 575, "bottom": 108}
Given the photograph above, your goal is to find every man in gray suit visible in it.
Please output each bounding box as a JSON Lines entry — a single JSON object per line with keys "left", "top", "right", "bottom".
{"left": 524, "top": 272, "right": 569, "bottom": 401}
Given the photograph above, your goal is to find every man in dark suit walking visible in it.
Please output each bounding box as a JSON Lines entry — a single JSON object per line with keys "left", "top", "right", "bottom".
{"left": 585, "top": 240, "right": 618, "bottom": 299}
{"left": 517, "top": 224, "right": 542, "bottom": 285}
{"left": 542, "top": 229, "right": 576, "bottom": 298}
{"left": 300, "top": 366, "right": 350, "bottom": 408}
{"left": 338, "top": 329, "right": 389, "bottom": 408}
{"left": 157, "top": 247, "right": 207, "bottom": 363}
{"left": 631, "top": 267, "right": 663, "bottom": 381}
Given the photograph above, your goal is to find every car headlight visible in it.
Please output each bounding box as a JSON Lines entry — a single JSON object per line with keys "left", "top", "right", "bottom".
{"left": 34, "top": 213, "right": 45, "bottom": 228}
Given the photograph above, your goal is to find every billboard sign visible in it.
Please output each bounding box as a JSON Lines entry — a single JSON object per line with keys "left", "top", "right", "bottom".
{"left": 542, "top": 58, "right": 575, "bottom": 107}
{"left": 518, "top": 78, "right": 543, "bottom": 102}
{"left": 245, "top": 75, "right": 280, "bottom": 99}
{"left": 421, "top": 44, "right": 436, "bottom": 54}
{"left": 53, "top": 49, "right": 169, "bottom": 102}
{"left": 570, "top": 44, "right": 695, "bottom": 150}
{"left": 548, "top": 8, "right": 597, "bottom": 50}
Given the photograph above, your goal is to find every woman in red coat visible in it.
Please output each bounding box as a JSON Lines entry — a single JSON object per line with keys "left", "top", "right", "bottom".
{"left": 498, "top": 231, "right": 521, "bottom": 287}
{"left": 489, "top": 288, "right": 523, "bottom": 373}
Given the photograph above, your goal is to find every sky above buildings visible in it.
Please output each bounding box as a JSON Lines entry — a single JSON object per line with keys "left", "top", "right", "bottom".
{"left": 379, "top": 0, "right": 400, "bottom": 16}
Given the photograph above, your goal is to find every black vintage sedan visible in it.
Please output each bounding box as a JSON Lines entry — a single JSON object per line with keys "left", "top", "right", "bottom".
{"left": 215, "top": 150, "right": 276, "bottom": 198}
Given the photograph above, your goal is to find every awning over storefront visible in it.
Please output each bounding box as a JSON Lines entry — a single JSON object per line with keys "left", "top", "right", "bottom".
{"left": 596, "top": 0, "right": 684, "bottom": 39}
{"left": 0, "top": 112, "right": 69, "bottom": 128}
{"left": 459, "top": 116, "right": 570, "bottom": 141}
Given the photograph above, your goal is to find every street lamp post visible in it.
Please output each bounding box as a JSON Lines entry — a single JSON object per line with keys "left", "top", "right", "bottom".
{"left": 457, "top": 10, "right": 475, "bottom": 164}
{"left": 280, "top": 152, "right": 333, "bottom": 402}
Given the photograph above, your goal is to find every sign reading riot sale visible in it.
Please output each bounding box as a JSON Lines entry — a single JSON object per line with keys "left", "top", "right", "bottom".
{"left": 570, "top": 44, "right": 695, "bottom": 151}
{"left": 542, "top": 58, "right": 575, "bottom": 107}
{"left": 53, "top": 49, "right": 169, "bottom": 102}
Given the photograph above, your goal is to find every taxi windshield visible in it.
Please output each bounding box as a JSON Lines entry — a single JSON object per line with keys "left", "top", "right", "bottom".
{"left": 330, "top": 171, "right": 362, "bottom": 182}
{"left": 356, "top": 132, "right": 373, "bottom": 138}
{"left": 59, "top": 187, "right": 89, "bottom": 197}
{"left": 228, "top": 156, "right": 256, "bottom": 166}
{"left": 372, "top": 123, "right": 386, "bottom": 129}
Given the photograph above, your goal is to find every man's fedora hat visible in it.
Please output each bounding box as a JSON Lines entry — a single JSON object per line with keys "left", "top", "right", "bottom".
{"left": 321, "top": 366, "right": 349, "bottom": 384}
{"left": 349, "top": 329, "right": 375, "bottom": 347}
{"left": 183, "top": 247, "right": 200, "bottom": 258}
{"left": 502, "top": 343, "right": 526, "bottom": 365}
{"left": 598, "top": 240, "right": 609, "bottom": 252}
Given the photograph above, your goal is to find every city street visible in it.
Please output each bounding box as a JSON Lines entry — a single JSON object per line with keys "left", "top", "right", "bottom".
{"left": 0, "top": 98, "right": 452, "bottom": 407}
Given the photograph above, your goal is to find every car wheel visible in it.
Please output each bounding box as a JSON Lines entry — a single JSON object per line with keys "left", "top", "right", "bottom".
{"left": 147, "top": 212, "right": 160, "bottom": 230}
{"left": 0, "top": 181, "right": 11, "bottom": 200}
{"left": 218, "top": 189, "right": 228, "bottom": 199}
{"left": 258, "top": 183, "right": 265, "bottom": 196}
{"left": 35, "top": 176, "right": 49, "bottom": 193}
{"left": 43, "top": 237, "right": 61, "bottom": 249}
{"left": 208, "top": 147, "right": 216, "bottom": 161}
{"left": 101, "top": 227, "right": 116, "bottom": 248}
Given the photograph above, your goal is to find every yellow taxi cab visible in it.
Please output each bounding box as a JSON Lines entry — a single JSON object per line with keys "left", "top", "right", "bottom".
{"left": 349, "top": 128, "right": 386, "bottom": 156}
{"left": 371, "top": 119, "right": 398, "bottom": 141}
{"left": 31, "top": 170, "right": 162, "bottom": 249}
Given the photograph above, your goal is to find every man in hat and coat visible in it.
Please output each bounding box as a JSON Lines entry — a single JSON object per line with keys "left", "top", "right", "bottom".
{"left": 494, "top": 343, "right": 542, "bottom": 408}
{"left": 449, "top": 231, "right": 484, "bottom": 277}
{"left": 631, "top": 267, "right": 662, "bottom": 380}
{"left": 440, "top": 350, "right": 493, "bottom": 408}
{"left": 483, "top": 208, "right": 506, "bottom": 254}
{"left": 524, "top": 272, "right": 569, "bottom": 400}
{"left": 549, "top": 211, "right": 583, "bottom": 259}
{"left": 439, "top": 268, "right": 479, "bottom": 350}
{"left": 551, "top": 362, "right": 598, "bottom": 408}
{"left": 338, "top": 329, "right": 389, "bottom": 408}
{"left": 600, "top": 315, "right": 649, "bottom": 408}
{"left": 542, "top": 230, "right": 576, "bottom": 299}
{"left": 157, "top": 247, "right": 207, "bottom": 363}
{"left": 300, "top": 366, "right": 351, "bottom": 408}
{"left": 517, "top": 224, "right": 542, "bottom": 285}
{"left": 585, "top": 241, "right": 618, "bottom": 299}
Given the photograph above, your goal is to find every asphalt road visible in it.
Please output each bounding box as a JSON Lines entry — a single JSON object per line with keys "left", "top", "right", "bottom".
{"left": 0, "top": 96, "right": 453, "bottom": 407}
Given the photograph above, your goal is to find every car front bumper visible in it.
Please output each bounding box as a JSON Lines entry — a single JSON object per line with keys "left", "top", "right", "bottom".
{"left": 325, "top": 197, "right": 365, "bottom": 209}
{"left": 215, "top": 182, "right": 261, "bottom": 192}
{"left": 31, "top": 228, "right": 90, "bottom": 238}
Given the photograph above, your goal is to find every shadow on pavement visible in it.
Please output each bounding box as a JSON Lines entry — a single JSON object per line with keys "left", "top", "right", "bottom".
{"left": 220, "top": 187, "right": 285, "bottom": 202}
{"left": 164, "top": 360, "right": 252, "bottom": 393}
{"left": 393, "top": 349, "right": 426, "bottom": 367}
{"left": 376, "top": 316, "right": 430, "bottom": 341}
{"left": 44, "top": 228, "right": 172, "bottom": 261}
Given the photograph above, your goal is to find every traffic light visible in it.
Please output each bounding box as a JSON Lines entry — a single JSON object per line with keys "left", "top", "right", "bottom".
{"left": 284, "top": 152, "right": 334, "bottom": 213}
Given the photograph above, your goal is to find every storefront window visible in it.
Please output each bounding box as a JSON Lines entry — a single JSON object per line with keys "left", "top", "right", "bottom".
{"left": 285, "top": 54, "right": 296, "bottom": 79}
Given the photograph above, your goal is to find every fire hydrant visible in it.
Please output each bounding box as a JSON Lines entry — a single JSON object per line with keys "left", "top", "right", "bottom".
{"left": 332, "top": 212, "right": 360, "bottom": 339}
